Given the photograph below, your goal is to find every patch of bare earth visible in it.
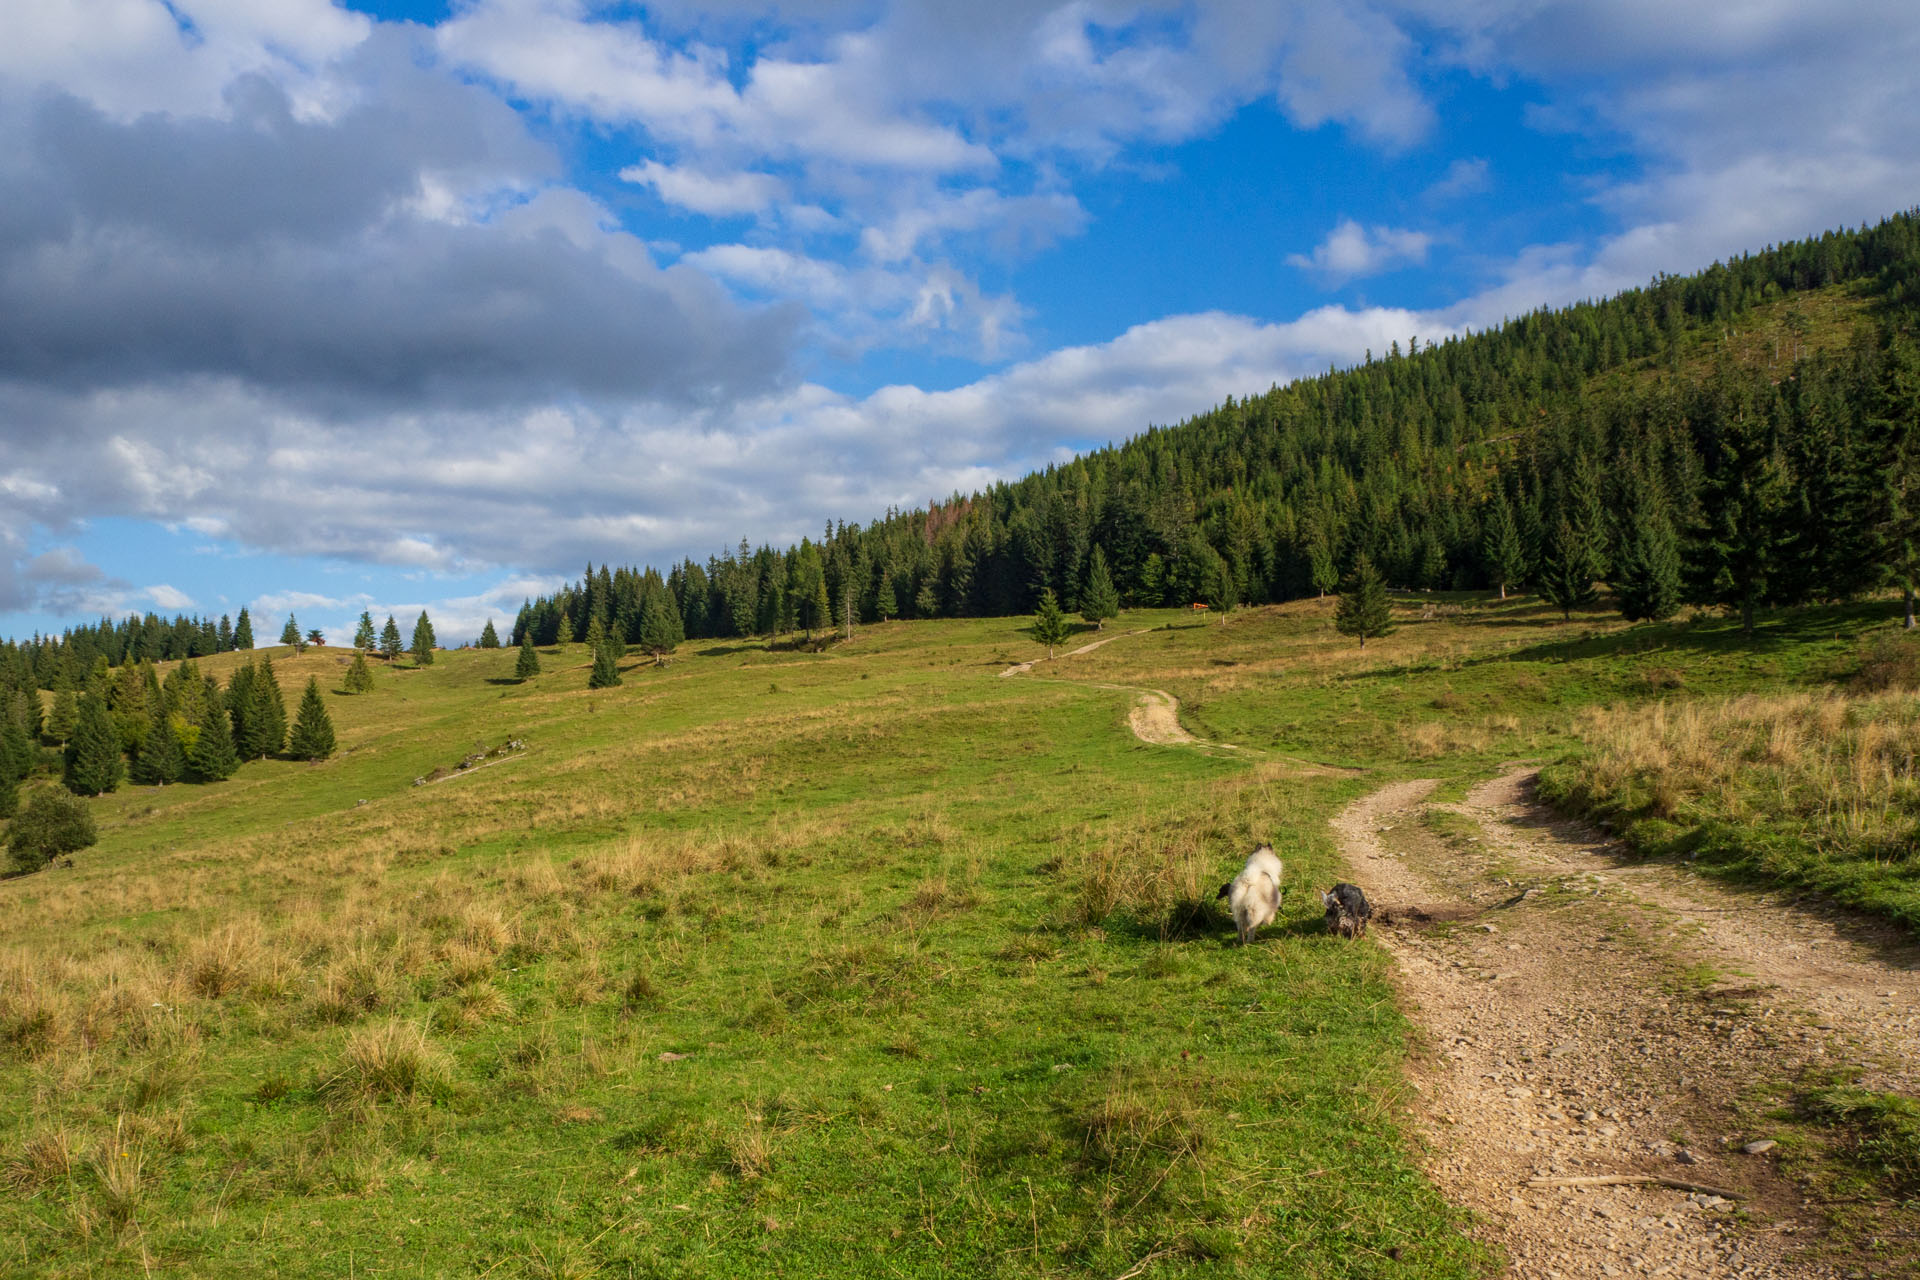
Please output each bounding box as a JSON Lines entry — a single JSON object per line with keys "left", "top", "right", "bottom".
{"left": 1334, "top": 771, "right": 1920, "bottom": 1279}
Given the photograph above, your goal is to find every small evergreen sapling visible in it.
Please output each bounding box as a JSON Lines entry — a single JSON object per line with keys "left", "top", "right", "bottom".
{"left": 343, "top": 650, "right": 375, "bottom": 694}
{"left": 515, "top": 632, "right": 540, "bottom": 680}
{"left": 1334, "top": 555, "right": 1394, "bottom": 648}
{"left": 354, "top": 611, "right": 377, "bottom": 651}
{"left": 1031, "top": 589, "right": 1071, "bottom": 659}
{"left": 478, "top": 619, "right": 500, "bottom": 649}
{"left": 288, "top": 677, "right": 336, "bottom": 761}
{"left": 586, "top": 616, "right": 621, "bottom": 688}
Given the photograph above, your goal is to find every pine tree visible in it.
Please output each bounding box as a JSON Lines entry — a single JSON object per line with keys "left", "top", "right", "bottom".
{"left": 1613, "top": 515, "right": 1684, "bottom": 622}
{"left": 1080, "top": 546, "right": 1120, "bottom": 630}
{"left": 63, "top": 692, "right": 124, "bottom": 796}
{"left": 234, "top": 607, "right": 255, "bottom": 650}
{"left": 187, "top": 699, "right": 238, "bottom": 782}
{"left": 343, "top": 649, "right": 375, "bottom": 694}
{"left": 354, "top": 611, "right": 376, "bottom": 651}
{"left": 245, "top": 659, "right": 287, "bottom": 759}
{"left": 218, "top": 614, "right": 234, "bottom": 652}
{"left": 130, "top": 703, "right": 183, "bottom": 785}
{"left": 1539, "top": 516, "right": 1601, "bottom": 620}
{"left": 47, "top": 687, "right": 79, "bottom": 746}
{"left": 515, "top": 632, "right": 541, "bottom": 680}
{"left": 1483, "top": 489, "right": 1528, "bottom": 601}
{"left": 587, "top": 616, "right": 621, "bottom": 688}
{"left": 380, "top": 615, "right": 403, "bottom": 661}
{"left": 1031, "top": 589, "right": 1071, "bottom": 659}
{"left": 281, "top": 615, "right": 301, "bottom": 649}
{"left": 478, "top": 619, "right": 501, "bottom": 649}
{"left": 1334, "top": 554, "right": 1394, "bottom": 648}
{"left": 287, "top": 678, "right": 336, "bottom": 761}
{"left": 638, "top": 593, "right": 679, "bottom": 664}
{"left": 411, "top": 612, "right": 436, "bottom": 666}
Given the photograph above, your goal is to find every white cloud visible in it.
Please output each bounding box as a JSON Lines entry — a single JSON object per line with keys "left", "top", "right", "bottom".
{"left": 1425, "top": 157, "right": 1489, "bottom": 201}
{"left": 146, "top": 583, "right": 195, "bottom": 610}
{"left": 620, "top": 160, "right": 787, "bottom": 216}
{"left": 1288, "top": 219, "right": 1433, "bottom": 284}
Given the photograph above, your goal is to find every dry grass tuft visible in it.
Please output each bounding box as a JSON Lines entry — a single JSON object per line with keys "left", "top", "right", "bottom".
{"left": 5, "top": 1126, "right": 79, "bottom": 1189}
{"left": 317, "top": 1021, "right": 454, "bottom": 1105}
{"left": 183, "top": 923, "right": 264, "bottom": 999}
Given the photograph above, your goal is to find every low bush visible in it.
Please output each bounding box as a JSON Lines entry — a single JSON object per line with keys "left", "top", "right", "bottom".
{"left": 6, "top": 787, "right": 96, "bottom": 875}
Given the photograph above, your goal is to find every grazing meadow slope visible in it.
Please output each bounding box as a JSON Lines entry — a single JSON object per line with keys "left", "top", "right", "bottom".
{"left": 2, "top": 596, "right": 1915, "bottom": 1276}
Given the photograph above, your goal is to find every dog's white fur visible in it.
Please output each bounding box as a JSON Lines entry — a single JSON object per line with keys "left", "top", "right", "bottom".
{"left": 1224, "top": 845, "right": 1284, "bottom": 944}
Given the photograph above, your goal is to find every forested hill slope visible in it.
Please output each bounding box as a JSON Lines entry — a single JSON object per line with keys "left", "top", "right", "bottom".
{"left": 493, "top": 209, "right": 1920, "bottom": 652}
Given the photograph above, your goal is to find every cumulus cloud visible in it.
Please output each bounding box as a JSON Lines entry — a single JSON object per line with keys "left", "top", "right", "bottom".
{"left": 620, "top": 160, "right": 787, "bottom": 216}
{"left": 1288, "top": 219, "right": 1433, "bottom": 284}
{"left": 145, "top": 584, "right": 196, "bottom": 611}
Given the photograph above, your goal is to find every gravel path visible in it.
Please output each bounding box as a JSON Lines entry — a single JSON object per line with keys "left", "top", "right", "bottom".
{"left": 1334, "top": 770, "right": 1920, "bottom": 1279}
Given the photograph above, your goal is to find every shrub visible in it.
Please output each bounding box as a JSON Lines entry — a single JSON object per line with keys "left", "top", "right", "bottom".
{"left": 1855, "top": 630, "right": 1920, "bottom": 691}
{"left": 7, "top": 788, "right": 96, "bottom": 874}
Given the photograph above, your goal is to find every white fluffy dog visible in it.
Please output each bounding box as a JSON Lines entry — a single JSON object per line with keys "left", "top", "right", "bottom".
{"left": 1216, "top": 845, "right": 1284, "bottom": 944}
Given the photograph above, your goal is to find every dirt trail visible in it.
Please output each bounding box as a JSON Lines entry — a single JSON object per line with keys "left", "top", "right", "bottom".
{"left": 1334, "top": 770, "right": 1920, "bottom": 1279}
{"left": 997, "top": 627, "right": 1146, "bottom": 677}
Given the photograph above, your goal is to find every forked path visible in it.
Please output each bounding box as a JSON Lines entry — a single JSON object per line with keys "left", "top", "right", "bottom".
{"left": 1336, "top": 772, "right": 1919, "bottom": 1279}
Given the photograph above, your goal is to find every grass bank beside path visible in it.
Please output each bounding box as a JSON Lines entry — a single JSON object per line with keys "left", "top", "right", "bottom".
{"left": 0, "top": 594, "right": 1903, "bottom": 1276}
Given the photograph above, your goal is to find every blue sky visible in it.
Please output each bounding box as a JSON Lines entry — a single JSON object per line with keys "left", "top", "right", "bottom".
{"left": 2, "top": 0, "right": 1917, "bottom": 645}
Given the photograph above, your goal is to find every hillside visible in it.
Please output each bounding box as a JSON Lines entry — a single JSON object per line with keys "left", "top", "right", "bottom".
{"left": 5, "top": 594, "right": 1919, "bottom": 1276}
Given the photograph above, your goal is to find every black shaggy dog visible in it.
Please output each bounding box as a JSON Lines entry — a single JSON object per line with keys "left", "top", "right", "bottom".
{"left": 1321, "top": 883, "right": 1373, "bottom": 939}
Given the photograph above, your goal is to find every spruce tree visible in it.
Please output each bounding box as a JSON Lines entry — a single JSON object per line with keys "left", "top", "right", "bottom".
{"left": 47, "top": 687, "right": 79, "bottom": 747}
{"left": 343, "top": 650, "right": 375, "bottom": 694}
{"left": 1031, "top": 589, "right": 1071, "bottom": 659}
{"left": 411, "top": 612, "right": 436, "bottom": 666}
{"left": 380, "top": 615, "right": 403, "bottom": 661}
{"left": 1080, "top": 546, "right": 1120, "bottom": 630}
{"left": 1201, "top": 544, "right": 1236, "bottom": 624}
{"left": 130, "top": 704, "right": 183, "bottom": 785}
{"left": 515, "top": 632, "right": 541, "bottom": 680}
{"left": 1539, "top": 516, "right": 1601, "bottom": 620}
{"left": 1483, "top": 489, "right": 1528, "bottom": 601}
{"left": 218, "top": 614, "right": 234, "bottom": 652}
{"left": 63, "top": 693, "right": 124, "bottom": 796}
{"left": 187, "top": 699, "right": 238, "bottom": 782}
{"left": 478, "top": 619, "right": 500, "bottom": 649}
{"left": 587, "top": 616, "right": 621, "bottom": 688}
{"left": 1614, "top": 515, "right": 1684, "bottom": 623}
{"left": 288, "top": 677, "right": 336, "bottom": 761}
{"left": 246, "top": 659, "right": 287, "bottom": 759}
{"left": 280, "top": 615, "right": 301, "bottom": 649}
{"left": 1307, "top": 533, "right": 1338, "bottom": 598}
{"left": 354, "top": 611, "right": 376, "bottom": 651}
{"left": 234, "top": 607, "right": 255, "bottom": 650}
{"left": 1334, "top": 555, "right": 1394, "bottom": 648}
{"left": 912, "top": 581, "right": 938, "bottom": 620}
{"left": 638, "top": 594, "right": 679, "bottom": 664}
{"left": 1138, "top": 552, "right": 1167, "bottom": 607}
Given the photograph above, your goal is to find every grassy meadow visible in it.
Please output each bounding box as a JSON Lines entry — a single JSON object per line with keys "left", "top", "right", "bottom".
{"left": 1, "top": 593, "right": 1911, "bottom": 1277}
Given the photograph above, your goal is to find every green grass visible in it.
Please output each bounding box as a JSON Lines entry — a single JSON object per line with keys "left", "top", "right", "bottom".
{"left": 0, "top": 595, "right": 1906, "bottom": 1276}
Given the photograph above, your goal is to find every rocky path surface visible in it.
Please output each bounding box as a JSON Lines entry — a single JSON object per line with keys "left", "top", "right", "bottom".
{"left": 1335, "top": 771, "right": 1920, "bottom": 1279}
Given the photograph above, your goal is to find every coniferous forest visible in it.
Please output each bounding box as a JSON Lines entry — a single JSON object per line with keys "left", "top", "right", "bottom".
{"left": 496, "top": 212, "right": 1920, "bottom": 654}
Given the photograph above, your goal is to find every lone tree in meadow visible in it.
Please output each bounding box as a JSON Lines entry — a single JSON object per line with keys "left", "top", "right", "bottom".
{"left": 343, "top": 649, "right": 375, "bottom": 694}
{"left": 1334, "top": 554, "right": 1394, "bottom": 648}
{"left": 411, "top": 612, "right": 436, "bottom": 666}
{"left": 281, "top": 615, "right": 307, "bottom": 654}
{"left": 379, "top": 615, "right": 403, "bottom": 661}
{"left": 63, "top": 693, "right": 124, "bottom": 796}
{"left": 1081, "top": 546, "right": 1120, "bottom": 631}
{"left": 638, "top": 592, "right": 681, "bottom": 664}
{"left": 1031, "top": 589, "right": 1071, "bottom": 659}
{"left": 1538, "top": 516, "right": 1601, "bottom": 620}
{"left": 353, "top": 611, "right": 376, "bottom": 651}
{"left": 478, "top": 619, "right": 501, "bottom": 649}
{"left": 287, "top": 677, "right": 337, "bottom": 761}
{"left": 586, "top": 615, "right": 622, "bottom": 688}
{"left": 515, "top": 632, "right": 541, "bottom": 680}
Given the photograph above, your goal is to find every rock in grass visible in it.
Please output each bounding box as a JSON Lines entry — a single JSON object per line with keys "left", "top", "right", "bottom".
{"left": 1742, "top": 1139, "right": 1776, "bottom": 1154}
